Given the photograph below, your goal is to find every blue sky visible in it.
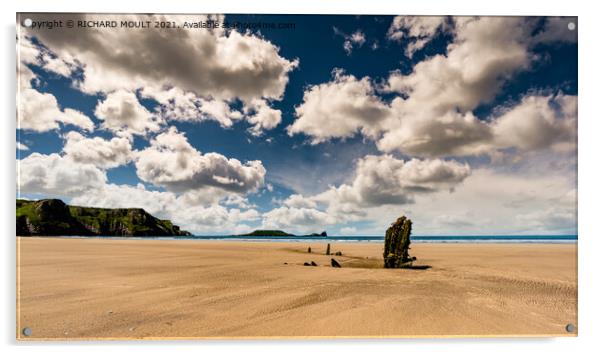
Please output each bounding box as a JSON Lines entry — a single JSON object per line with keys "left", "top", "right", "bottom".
{"left": 17, "top": 14, "right": 577, "bottom": 235}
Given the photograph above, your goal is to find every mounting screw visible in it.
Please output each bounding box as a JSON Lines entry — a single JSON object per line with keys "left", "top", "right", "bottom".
{"left": 567, "top": 22, "right": 576, "bottom": 31}
{"left": 23, "top": 18, "right": 32, "bottom": 27}
{"left": 22, "top": 327, "right": 32, "bottom": 336}
{"left": 565, "top": 323, "right": 575, "bottom": 333}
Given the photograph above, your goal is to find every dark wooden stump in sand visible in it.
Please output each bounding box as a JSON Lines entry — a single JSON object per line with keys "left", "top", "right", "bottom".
{"left": 331, "top": 258, "right": 341, "bottom": 268}
{"left": 326, "top": 243, "right": 330, "bottom": 255}
{"left": 383, "top": 215, "right": 414, "bottom": 268}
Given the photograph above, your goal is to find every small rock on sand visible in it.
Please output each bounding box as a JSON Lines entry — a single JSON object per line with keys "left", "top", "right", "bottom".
{"left": 331, "top": 258, "right": 341, "bottom": 268}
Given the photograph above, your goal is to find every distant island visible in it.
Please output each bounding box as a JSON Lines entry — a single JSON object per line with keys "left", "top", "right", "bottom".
{"left": 16, "top": 199, "right": 191, "bottom": 237}
{"left": 237, "top": 230, "right": 328, "bottom": 237}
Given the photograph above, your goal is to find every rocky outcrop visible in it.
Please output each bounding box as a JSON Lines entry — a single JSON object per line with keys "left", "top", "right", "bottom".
{"left": 237, "top": 230, "right": 327, "bottom": 237}
{"left": 383, "top": 216, "right": 414, "bottom": 268}
{"left": 16, "top": 199, "right": 191, "bottom": 237}
{"left": 238, "top": 230, "right": 294, "bottom": 236}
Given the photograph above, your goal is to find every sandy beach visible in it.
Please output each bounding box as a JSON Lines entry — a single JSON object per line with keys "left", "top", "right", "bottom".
{"left": 17, "top": 237, "right": 577, "bottom": 339}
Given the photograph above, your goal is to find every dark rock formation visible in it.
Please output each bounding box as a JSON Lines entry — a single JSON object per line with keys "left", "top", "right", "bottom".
{"left": 16, "top": 199, "right": 191, "bottom": 237}
{"left": 326, "top": 243, "right": 331, "bottom": 255}
{"left": 310, "top": 261, "right": 317, "bottom": 266}
{"left": 303, "top": 262, "right": 311, "bottom": 266}
{"left": 331, "top": 258, "right": 341, "bottom": 268}
{"left": 237, "top": 230, "right": 326, "bottom": 237}
{"left": 334, "top": 251, "right": 342, "bottom": 256}
{"left": 383, "top": 215, "right": 414, "bottom": 268}
{"left": 239, "top": 230, "right": 294, "bottom": 236}
{"left": 17, "top": 199, "right": 91, "bottom": 236}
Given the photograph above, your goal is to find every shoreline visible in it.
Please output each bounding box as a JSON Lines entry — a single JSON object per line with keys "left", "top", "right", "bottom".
{"left": 17, "top": 237, "right": 577, "bottom": 339}
{"left": 16, "top": 235, "right": 578, "bottom": 245}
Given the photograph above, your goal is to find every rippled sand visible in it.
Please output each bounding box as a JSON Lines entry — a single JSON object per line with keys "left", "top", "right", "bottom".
{"left": 17, "top": 238, "right": 577, "bottom": 339}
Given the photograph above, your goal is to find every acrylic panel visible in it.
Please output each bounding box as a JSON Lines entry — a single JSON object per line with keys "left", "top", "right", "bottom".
{"left": 16, "top": 13, "right": 577, "bottom": 340}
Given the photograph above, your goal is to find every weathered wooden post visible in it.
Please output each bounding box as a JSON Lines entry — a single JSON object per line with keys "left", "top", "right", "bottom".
{"left": 326, "top": 243, "right": 331, "bottom": 255}
{"left": 383, "top": 216, "right": 414, "bottom": 268}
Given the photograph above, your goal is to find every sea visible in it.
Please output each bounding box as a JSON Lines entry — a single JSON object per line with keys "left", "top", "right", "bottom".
{"left": 63, "top": 235, "right": 578, "bottom": 244}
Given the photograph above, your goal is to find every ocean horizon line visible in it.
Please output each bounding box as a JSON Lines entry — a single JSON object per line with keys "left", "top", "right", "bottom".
{"left": 49, "top": 234, "right": 578, "bottom": 244}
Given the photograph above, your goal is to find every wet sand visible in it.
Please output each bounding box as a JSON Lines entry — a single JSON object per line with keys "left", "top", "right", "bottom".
{"left": 17, "top": 237, "right": 577, "bottom": 339}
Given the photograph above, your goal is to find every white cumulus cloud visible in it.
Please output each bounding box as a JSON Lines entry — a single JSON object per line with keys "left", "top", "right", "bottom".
{"left": 287, "top": 69, "right": 390, "bottom": 143}
{"left": 262, "top": 155, "right": 471, "bottom": 231}
{"left": 18, "top": 153, "right": 107, "bottom": 196}
{"left": 387, "top": 16, "right": 448, "bottom": 57}
{"left": 94, "top": 90, "right": 161, "bottom": 137}
{"left": 62, "top": 131, "right": 133, "bottom": 169}
{"left": 17, "top": 142, "right": 29, "bottom": 151}
{"left": 134, "top": 127, "right": 266, "bottom": 194}
{"left": 22, "top": 14, "right": 298, "bottom": 101}
{"left": 318, "top": 155, "right": 471, "bottom": 207}
{"left": 333, "top": 27, "right": 366, "bottom": 55}
{"left": 244, "top": 99, "right": 283, "bottom": 136}
{"left": 262, "top": 206, "right": 336, "bottom": 231}
{"left": 289, "top": 17, "right": 577, "bottom": 159}
{"left": 492, "top": 94, "right": 577, "bottom": 153}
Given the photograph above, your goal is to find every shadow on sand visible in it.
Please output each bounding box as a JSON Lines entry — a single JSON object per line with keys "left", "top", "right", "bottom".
{"left": 342, "top": 257, "right": 431, "bottom": 270}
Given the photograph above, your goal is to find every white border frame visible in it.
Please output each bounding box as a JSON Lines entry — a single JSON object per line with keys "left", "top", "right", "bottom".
{"left": 3, "top": 1, "right": 600, "bottom": 353}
